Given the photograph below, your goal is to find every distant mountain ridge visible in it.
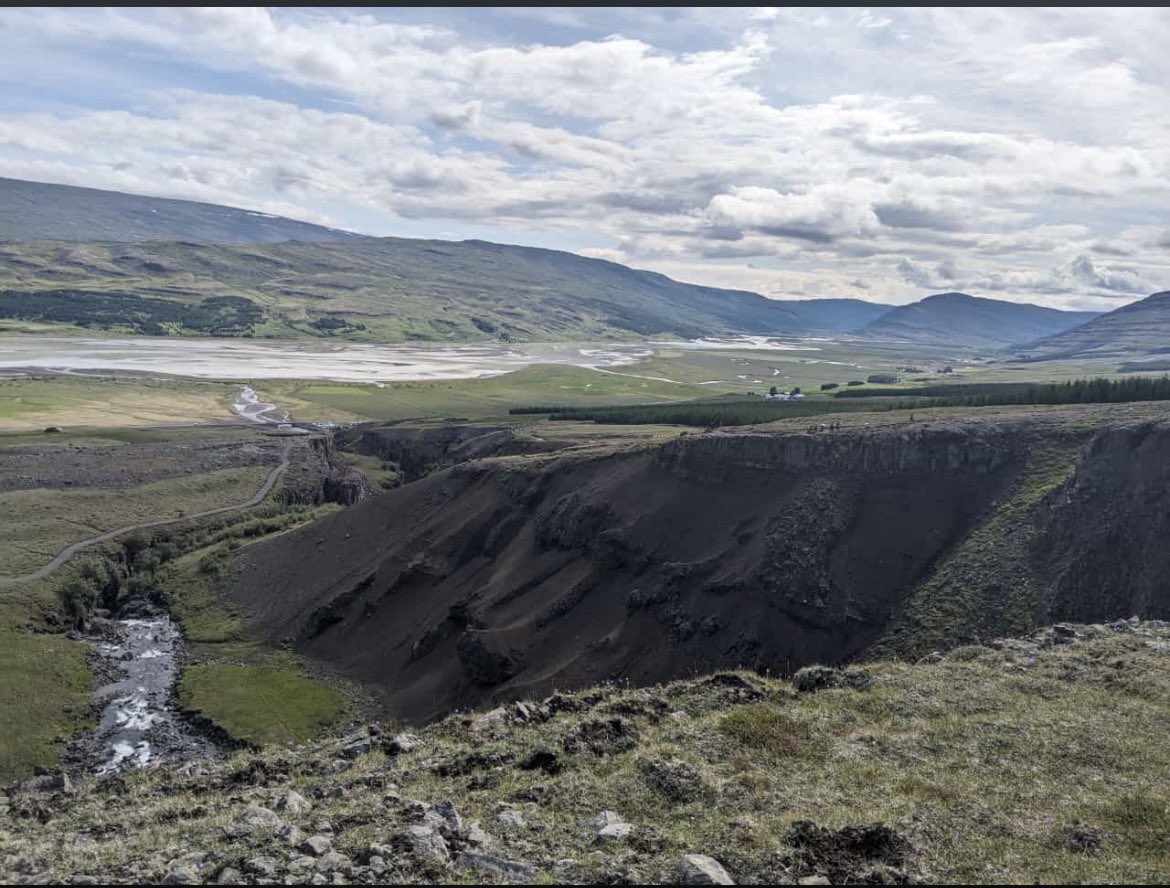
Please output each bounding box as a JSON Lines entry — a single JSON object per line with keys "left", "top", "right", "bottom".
{"left": 0, "top": 177, "right": 357, "bottom": 244}
{"left": 861, "top": 292, "right": 1099, "bottom": 348}
{"left": 0, "top": 235, "right": 893, "bottom": 342}
{"left": 0, "top": 176, "right": 898, "bottom": 340}
{"left": 1018, "top": 290, "right": 1170, "bottom": 361}
{"left": 3, "top": 177, "right": 1113, "bottom": 348}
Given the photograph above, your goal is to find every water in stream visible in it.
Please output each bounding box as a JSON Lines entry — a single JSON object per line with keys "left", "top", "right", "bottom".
{"left": 231, "top": 385, "right": 288, "bottom": 424}
{"left": 89, "top": 617, "right": 218, "bottom": 776}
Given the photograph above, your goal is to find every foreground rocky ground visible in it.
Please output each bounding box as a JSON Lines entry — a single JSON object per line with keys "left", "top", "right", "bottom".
{"left": 3, "top": 620, "right": 1169, "bottom": 885}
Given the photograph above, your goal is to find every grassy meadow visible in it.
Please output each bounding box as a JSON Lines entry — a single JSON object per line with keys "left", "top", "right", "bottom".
{"left": 0, "top": 374, "right": 238, "bottom": 431}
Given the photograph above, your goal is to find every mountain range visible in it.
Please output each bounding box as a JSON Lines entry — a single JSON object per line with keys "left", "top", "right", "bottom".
{"left": 0, "top": 236, "right": 888, "bottom": 341}
{"left": 860, "top": 292, "right": 1099, "bottom": 349}
{"left": 1, "top": 176, "right": 1161, "bottom": 353}
{"left": 0, "top": 177, "right": 886, "bottom": 340}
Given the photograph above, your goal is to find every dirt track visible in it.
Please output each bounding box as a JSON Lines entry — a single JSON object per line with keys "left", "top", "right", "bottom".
{"left": 0, "top": 443, "right": 292, "bottom": 587}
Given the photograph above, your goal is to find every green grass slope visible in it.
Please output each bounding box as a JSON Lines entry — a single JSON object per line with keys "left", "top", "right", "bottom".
{"left": 1018, "top": 291, "right": 1170, "bottom": 361}
{"left": 4, "top": 621, "right": 1168, "bottom": 883}
{"left": 862, "top": 292, "right": 1098, "bottom": 349}
{"left": 0, "top": 236, "right": 886, "bottom": 342}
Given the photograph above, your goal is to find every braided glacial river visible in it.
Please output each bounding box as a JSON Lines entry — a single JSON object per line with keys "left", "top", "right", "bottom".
{"left": 0, "top": 337, "right": 656, "bottom": 381}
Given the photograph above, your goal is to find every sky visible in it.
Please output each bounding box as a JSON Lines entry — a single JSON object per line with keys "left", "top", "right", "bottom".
{"left": 0, "top": 7, "right": 1167, "bottom": 310}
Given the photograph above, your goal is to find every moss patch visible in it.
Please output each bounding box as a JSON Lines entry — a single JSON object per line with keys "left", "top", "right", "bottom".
{"left": 0, "top": 627, "right": 93, "bottom": 780}
{"left": 178, "top": 653, "right": 345, "bottom": 747}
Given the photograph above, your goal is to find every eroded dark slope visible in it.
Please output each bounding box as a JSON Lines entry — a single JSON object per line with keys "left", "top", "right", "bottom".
{"left": 227, "top": 418, "right": 1170, "bottom": 722}
{"left": 227, "top": 423, "right": 1030, "bottom": 718}
{"left": 1038, "top": 421, "right": 1170, "bottom": 618}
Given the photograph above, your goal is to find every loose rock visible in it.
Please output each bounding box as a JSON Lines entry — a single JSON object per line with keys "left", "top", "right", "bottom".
{"left": 395, "top": 824, "right": 451, "bottom": 864}
{"left": 496, "top": 808, "right": 529, "bottom": 830}
{"left": 277, "top": 790, "right": 313, "bottom": 816}
{"left": 301, "top": 835, "right": 333, "bottom": 857}
{"left": 455, "top": 851, "right": 536, "bottom": 882}
{"left": 385, "top": 733, "right": 421, "bottom": 755}
{"left": 677, "top": 853, "right": 735, "bottom": 885}
{"left": 237, "top": 805, "right": 282, "bottom": 829}
{"left": 161, "top": 867, "right": 199, "bottom": 885}
{"left": 315, "top": 851, "right": 352, "bottom": 873}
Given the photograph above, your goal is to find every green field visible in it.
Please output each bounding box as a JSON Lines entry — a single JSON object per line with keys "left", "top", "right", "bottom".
{"left": 160, "top": 524, "right": 351, "bottom": 748}
{"left": 0, "top": 624, "right": 93, "bottom": 780}
{"left": 0, "top": 374, "right": 238, "bottom": 430}
{"left": 273, "top": 363, "right": 705, "bottom": 422}
{"left": 178, "top": 656, "right": 346, "bottom": 747}
{"left": 0, "top": 465, "right": 272, "bottom": 576}
{"left": 262, "top": 341, "right": 1161, "bottom": 426}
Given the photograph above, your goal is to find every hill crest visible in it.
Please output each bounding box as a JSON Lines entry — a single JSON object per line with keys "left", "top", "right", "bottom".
{"left": 0, "top": 176, "right": 358, "bottom": 244}
{"left": 862, "top": 291, "right": 1099, "bottom": 348}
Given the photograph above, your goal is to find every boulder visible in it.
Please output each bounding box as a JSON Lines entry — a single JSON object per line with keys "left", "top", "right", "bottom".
{"left": 314, "top": 851, "right": 352, "bottom": 873}
{"left": 237, "top": 804, "right": 282, "bottom": 829}
{"left": 301, "top": 835, "right": 333, "bottom": 857}
{"left": 590, "top": 811, "right": 632, "bottom": 843}
{"left": 339, "top": 739, "right": 372, "bottom": 760}
{"left": 385, "top": 733, "right": 421, "bottom": 755}
{"left": 677, "top": 854, "right": 735, "bottom": 885}
{"left": 496, "top": 808, "right": 529, "bottom": 831}
{"left": 276, "top": 790, "right": 313, "bottom": 816}
{"left": 470, "top": 708, "right": 508, "bottom": 732}
{"left": 434, "top": 799, "right": 462, "bottom": 837}
{"left": 161, "top": 867, "right": 200, "bottom": 885}
{"left": 395, "top": 824, "right": 451, "bottom": 864}
{"left": 243, "top": 857, "right": 279, "bottom": 877}
{"left": 462, "top": 822, "right": 493, "bottom": 847}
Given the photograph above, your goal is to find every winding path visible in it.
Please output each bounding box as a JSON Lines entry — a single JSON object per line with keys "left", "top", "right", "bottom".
{"left": 0, "top": 444, "right": 293, "bottom": 588}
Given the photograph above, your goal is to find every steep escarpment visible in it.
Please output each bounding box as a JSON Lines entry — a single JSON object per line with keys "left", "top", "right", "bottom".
{"left": 224, "top": 418, "right": 1170, "bottom": 722}
{"left": 1037, "top": 422, "right": 1170, "bottom": 620}
{"left": 228, "top": 422, "right": 1063, "bottom": 721}
{"left": 279, "top": 437, "right": 377, "bottom": 507}
{"left": 881, "top": 420, "right": 1170, "bottom": 657}
{"left": 335, "top": 424, "right": 570, "bottom": 485}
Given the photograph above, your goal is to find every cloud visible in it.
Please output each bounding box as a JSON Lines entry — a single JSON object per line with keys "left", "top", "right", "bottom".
{"left": 0, "top": 7, "right": 1167, "bottom": 308}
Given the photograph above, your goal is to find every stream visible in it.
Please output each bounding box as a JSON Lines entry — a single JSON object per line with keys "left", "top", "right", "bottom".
{"left": 86, "top": 617, "right": 218, "bottom": 776}
{"left": 231, "top": 385, "right": 288, "bottom": 425}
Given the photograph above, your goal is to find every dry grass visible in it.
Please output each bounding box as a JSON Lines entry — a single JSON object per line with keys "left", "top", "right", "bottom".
{"left": 0, "top": 375, "right": 237, "bottom": 431}
{"left": 4, "top": 622, "right": 1167, "bottom": 884}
